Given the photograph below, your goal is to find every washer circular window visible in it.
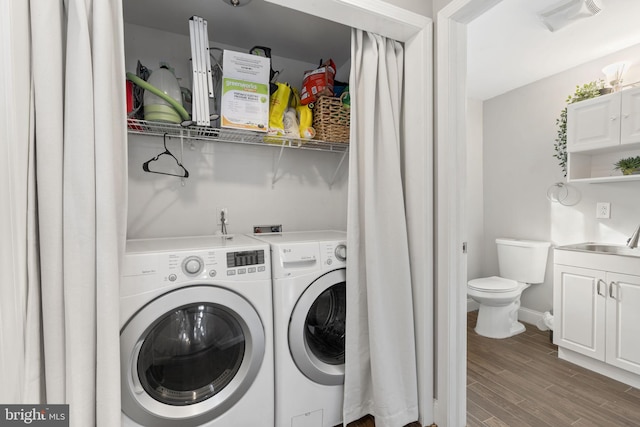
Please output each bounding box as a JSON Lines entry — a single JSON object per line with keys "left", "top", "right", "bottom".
{"left": 137, "top": 304, "right": 245, "bottom": 405}
{"left": 120, "top": 286, "right": 265, "bottom": 427}
{"left": 289, "top": 269, "right": 346, "bottom": 386}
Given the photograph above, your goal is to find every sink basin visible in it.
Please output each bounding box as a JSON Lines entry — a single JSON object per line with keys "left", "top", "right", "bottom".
{"left": 558, "top": 242, "right": 640, "bottom": 258}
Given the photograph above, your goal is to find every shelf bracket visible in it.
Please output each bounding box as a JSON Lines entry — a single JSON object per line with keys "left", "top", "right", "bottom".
{"left": 180, "top": 131, "right": 187, "bottom": 186}
{"left": 272, "top": 143, "right": 287, "bottom": 186}
{"left": 329, "top": 149, "right": 348, "bottom": 188}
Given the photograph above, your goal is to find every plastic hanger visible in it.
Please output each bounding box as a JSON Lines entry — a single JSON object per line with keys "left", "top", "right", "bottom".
{"left": 142, "top": 133, "right": 189, "bottom": 178}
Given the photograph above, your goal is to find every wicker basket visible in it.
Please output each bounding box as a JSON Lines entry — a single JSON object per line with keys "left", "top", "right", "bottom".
{"left": 312, "top": 96, "right": 350, "bottom": 143}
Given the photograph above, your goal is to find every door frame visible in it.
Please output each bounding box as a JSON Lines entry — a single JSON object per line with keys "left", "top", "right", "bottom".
{"left": 265, "top": 0, "right": 434, "bottom": 424}
{"left": 435, "top": 0, "right": 502, "bottom": 425}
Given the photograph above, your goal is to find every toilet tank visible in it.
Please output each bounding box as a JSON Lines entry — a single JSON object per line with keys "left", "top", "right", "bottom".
{"left": 496, "top": 238, "right": 551, "bottom": 283}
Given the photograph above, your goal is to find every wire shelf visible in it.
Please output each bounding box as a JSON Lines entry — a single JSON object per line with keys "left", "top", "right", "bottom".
{"left": 127, "top": 118, "right": 349, "bottom": 154}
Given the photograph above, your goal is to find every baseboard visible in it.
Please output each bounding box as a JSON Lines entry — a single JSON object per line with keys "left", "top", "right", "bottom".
{"left": 518, "top": 307, "right": 550, "bottom": 331}
{"left": 466, "top": 300, "right": 551, "bottom": 332}
{"left": 559, "top": 347, "right": 640, "bottom": 389}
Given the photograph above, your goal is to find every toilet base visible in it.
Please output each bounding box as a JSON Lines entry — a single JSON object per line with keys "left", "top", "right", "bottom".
{"left": 474, "top": 300, "right": 525, "bottom": 339}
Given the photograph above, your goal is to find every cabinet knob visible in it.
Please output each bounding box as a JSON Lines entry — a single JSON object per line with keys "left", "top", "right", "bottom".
{"left": 610, "top": 116, "right": 618, "bottom": 121}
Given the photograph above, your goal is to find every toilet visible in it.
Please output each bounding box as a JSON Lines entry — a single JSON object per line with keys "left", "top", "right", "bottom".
{"left": 468, "top": 238, "right": 551, "bottom": 339}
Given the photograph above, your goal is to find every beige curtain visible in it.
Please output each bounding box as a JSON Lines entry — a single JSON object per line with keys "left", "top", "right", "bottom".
{"left": 0, "top": 0, "right": 37, "bottom": 404}
{"left": 1, "top": 0, "right": 127, "bottom": 425}
{"left": 343, "top": 29, "right": 419, "bottom": 427}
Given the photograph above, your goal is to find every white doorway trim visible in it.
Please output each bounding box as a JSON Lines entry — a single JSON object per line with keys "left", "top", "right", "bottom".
{"left": 435, "top": 0, "right": 502, "bottom": 426}
{"left": 266, "top": 0, "right": 434, "bottom": 425}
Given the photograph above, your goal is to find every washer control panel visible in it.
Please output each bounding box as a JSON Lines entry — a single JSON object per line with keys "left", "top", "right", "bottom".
{"left": 182, "top": 256, "right": 204, "bottom": 276}
{"left": 121, "top": 242, "right": 270, "bottom": 298}
{"left": 227, "top": 250, "right": 265, "bottom": 268}
{"left": 225, "top": 249, "right": 267, "bottom": 277}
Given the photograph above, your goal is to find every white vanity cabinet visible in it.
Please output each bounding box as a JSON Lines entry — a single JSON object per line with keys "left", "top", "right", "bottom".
{"left": 566, "top": 87, "right": 640, "bottom": 183}
{"left": 553, "top": 264, "right": 606, "bottom": 360}
{"left": 605, "top": 271, "right": 640, "bottom": 375}
{"left": 554, "top": 248, "right": 640, "bottom": 387}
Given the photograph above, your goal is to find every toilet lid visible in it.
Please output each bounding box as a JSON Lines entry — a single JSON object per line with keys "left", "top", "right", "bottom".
{"left": 468, "top": 276, "right": 519, "bottom": 293}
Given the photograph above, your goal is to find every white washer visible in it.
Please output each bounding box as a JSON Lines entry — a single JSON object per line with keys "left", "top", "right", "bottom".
{"left": 251, "top": 231, "right": 346, "bottom": 427}
{"left": 120, "top": 235, "right": 273, "bottom": 427}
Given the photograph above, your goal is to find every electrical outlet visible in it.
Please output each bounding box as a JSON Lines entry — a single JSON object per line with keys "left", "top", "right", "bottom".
{"left": 596, "top": 202, "right": 610, "bottom": 219}
{"left": 216, "top": 208, "right": 229, "bottom": 225}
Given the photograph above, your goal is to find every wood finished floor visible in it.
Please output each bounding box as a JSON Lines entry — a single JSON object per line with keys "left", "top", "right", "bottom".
{"left": 344, "top": 414, "right": 422, "bottom": 427}
{"left": 467, "top": 310, "right": 640, "bottom": 427}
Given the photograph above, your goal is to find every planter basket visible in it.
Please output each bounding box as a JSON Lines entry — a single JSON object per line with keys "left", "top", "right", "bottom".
{"left": 312, "top": 96, "right": 350, "bottom": 143}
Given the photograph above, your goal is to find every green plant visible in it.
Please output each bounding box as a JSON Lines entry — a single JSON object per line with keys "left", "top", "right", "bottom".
{"left": 614, "top": 156, "right": 640, "bottom": 175}
{"left": 553, "top": 80, "right": 603, "bottom": 176}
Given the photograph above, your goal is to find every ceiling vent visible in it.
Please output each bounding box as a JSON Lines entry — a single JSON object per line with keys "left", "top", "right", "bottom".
{"left": 538, "top": 0, "right": 603, "bottom": 32}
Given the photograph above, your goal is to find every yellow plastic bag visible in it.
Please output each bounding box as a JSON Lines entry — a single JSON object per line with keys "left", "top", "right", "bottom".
{"left": 296, "top": 105, "right": 314, "bottom": 139}
{"left": 291, "top": 88, "right": 314, "bottom": 139}
{"left": 268, "top": 82, "right": 291, "bottom": 136}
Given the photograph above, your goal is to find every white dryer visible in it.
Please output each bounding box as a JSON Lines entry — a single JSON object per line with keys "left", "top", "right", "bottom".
{"left": 252, "top": 231, "right": 347, "bottom": 427}
{"left": 119, "top": 235, "right": 273, "bottom": 427}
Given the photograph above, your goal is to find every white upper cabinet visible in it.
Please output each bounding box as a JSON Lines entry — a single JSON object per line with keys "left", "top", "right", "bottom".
{"left": 567, "top": 93, "right": 621, "bottom": 152}
{"left": 620, "top": 88, "right": 640, "bottom": 145}
{"left": 567, "top": 87, "right": 640, "bottom": 153}
{"left": 566, "top": 87, "right": 640, "bottom": 183}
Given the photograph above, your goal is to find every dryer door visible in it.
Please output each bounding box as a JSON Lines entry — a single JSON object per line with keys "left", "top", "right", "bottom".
{"left": 289, "top": 268, "right": 346, "bottom": 385}
{"left": 120, "top": 285, "right": 265, "bottom": 427}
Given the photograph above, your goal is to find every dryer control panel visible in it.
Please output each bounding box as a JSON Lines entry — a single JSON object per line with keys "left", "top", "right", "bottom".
{"left": 270, "top": 240, "right": 346, "bottom": 279}
{"left": 319, "top": 241, "right": 347, "bottom": 270}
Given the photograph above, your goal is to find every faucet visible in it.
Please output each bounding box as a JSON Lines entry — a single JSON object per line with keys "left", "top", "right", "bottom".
{"left": 628, "top": 225, "right": 640, "bottom": 249}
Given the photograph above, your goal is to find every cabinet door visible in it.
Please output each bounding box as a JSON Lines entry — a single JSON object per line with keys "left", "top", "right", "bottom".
{"left": 567, "top": 93, "right": 621, "bottom": 152}
{"left": 554, "top": 265, "right": 606, "bottom": 360}
{"left": 620, "top": 87, "right": 640, "bottom": 145}
{"left": 605, "top": 272, "right": 640, "bottom": 375}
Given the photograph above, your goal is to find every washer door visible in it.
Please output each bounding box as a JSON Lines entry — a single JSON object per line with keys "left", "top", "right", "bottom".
{"left": 289, "top": 269, "right": 346, "bottom": 386}
{"left": 120, "top": 285, "right": 265, "bottom": 427}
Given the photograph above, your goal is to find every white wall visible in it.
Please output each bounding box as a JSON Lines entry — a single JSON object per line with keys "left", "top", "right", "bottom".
{"left": 481, "top": 43, "right": 640, "bottom": 313}
{"left": 125, "top": 24, "right": 349, "bottom": 238}
{"left": 466, "top": 98, "right": 484, "bottom": 280}
{"left": 124, "top": 23, "right": 350, "bottom": 94}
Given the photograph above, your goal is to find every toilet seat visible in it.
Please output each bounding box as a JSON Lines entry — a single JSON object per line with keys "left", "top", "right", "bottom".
{"left": 468, "top": 276, "right": 519, "bottom": 293}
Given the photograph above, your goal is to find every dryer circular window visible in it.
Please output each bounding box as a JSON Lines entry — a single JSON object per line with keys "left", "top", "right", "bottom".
{"left": 120, "top": 285, "right": 265, "bottom": 427}
{"left": 288, "top": 269, "right": 346, "bottom": 385}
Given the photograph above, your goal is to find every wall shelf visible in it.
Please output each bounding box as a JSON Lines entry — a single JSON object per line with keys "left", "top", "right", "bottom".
{"left": 567, "top": 146, "right": 640, "bottom": 184}
{"left": 566, "top": 87, "right": 640, "bottom": 184}
{"left": 568, "top": 174, "right": 640, "bottom": 184}
{"left": 127, "top": 119, "right": 349, "bottom": 154}
{"left": 127, "top": 118, "right": 349, "bottom": 187}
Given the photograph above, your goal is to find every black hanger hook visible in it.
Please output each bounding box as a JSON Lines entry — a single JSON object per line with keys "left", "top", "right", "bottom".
{"left": 142, "top": 133, "right": 190, "bottom": 178}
